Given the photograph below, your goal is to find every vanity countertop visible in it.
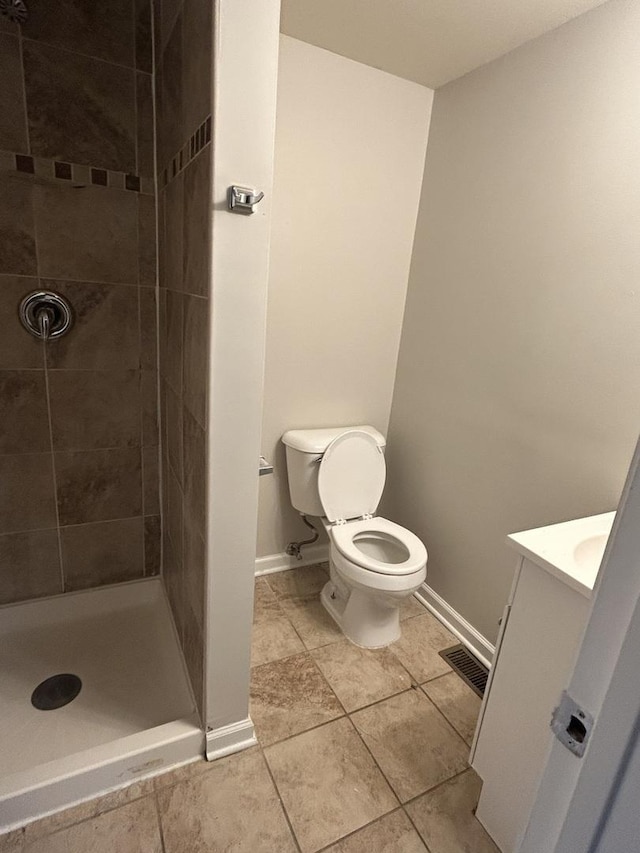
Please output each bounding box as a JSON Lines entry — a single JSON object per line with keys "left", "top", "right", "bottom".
{"left": 507, "top": 511, "right": 616, "bottom": 598}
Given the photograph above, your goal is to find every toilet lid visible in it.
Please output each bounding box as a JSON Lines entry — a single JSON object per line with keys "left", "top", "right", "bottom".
{"left": 318, "top": 430, "right": 386, "bottom": 523}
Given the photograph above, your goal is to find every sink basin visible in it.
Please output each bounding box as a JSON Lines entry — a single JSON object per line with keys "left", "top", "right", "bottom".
{"left": 508, "top": 511, "right": 616, "bottom": 597}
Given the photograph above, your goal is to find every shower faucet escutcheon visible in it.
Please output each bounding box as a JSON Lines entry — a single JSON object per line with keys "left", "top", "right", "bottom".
{"left": 19, "top": 291, "right": 74, "bottom": 342}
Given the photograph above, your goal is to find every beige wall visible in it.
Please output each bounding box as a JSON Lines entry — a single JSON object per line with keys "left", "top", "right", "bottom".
{"left": 257, "top": 36, "right": 433, "bottom": 557}
{"left": 385, "top": 0, "right": 640, "bottom": 644}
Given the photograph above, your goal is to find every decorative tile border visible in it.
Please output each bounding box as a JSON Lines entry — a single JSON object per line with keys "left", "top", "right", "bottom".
{"left": 0, "top": 149, "right": 154, "bottom": 195}
{"left": 160, "top": 115, "right": 212, "bottom": 188}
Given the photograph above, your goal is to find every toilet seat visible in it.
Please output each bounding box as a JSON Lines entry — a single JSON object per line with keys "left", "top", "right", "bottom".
{"left": 330, "top": 516, "right": 427, "bottom": 576}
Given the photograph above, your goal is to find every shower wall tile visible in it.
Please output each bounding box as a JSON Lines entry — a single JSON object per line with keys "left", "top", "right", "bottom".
{"left": 182, "top": 149, "right": 211, "bottom": 297}
{"left": 140, "top": 285, "right": 158, "bottom": 368}
{"left": 0, "top": 33, "right": 28, "bottom": 151}
{"left": 183, "top": 407, "right": 206, "bottom": 535}
{"left": 135, "top": 0, "right": 153, "bottom": 73}
{"left": 183, "top": 606, "right": 204, "bottom": 708}
{"left": 138, "top": 201, "right": 158, "bottom": 295}
{"left": 165, "top": 382, "right": 183, "bottom": 484}
{"left": 182, "top": 295, "right": 208, "bottom": 427}
{"left": 0, "top": 276, "right": 44, "bottom": 369}
{"left": 0, "top": 529, "right": 62, "bottom": 604}
{"left": 158, "top": 15, "right": 184, "bottom": 167}
{"left": 48, "top": 369, "right": 141, "bottom": 451}
{"left": 136, "top": 72, "right": 155, "bottom": 178}
{"left": 183, "top": 513, "right": 205, "bottom": 627}
{"left": 143, "top": 446, "right": 160, "bottom": 515}
{"left": 159, "top": 0, "right": 183, "bottom": 58}
{"left": 61, "top": 517, "right": 144, "bottom": 591}
{"left": 164, "top": 170, "right": 184, "bottom": 291}
{"left": 24, "top": 0, "right": 135, "bottom": 67}
{"left": 181, "top": 0, "right": 212, "bottom": 136}
{"left": 34, "top": 184, "right": 138, "bottom": 283}
{"left": 23, "top": 40, "right": 136, "bottom": 172}
{"left": 43, "top": 280, "right": 140, "bottom": 370}
{"left": 162, "top": 289, "right": 183, "bottom": 394}
{"left": 0, "top": 370, "right": 50, "bottom": 454}
{"left": 142, "top": 369, "right": 159, "bottom": 445}
{"left": 144, "top": 514, "right": 161, "bottom": 575}
{"left": 55, "top": 447, "right": 142, "bottom": 525}
{"left": 0, "top": 453, "right": 57, "bottom": 534}
{"left": 0, "top": 173, "right": 37, "bottom": 276}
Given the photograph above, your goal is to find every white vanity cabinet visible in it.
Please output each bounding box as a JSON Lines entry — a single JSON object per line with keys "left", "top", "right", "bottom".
{"left": 470, "top": 512, "right": 615, "bottom": 853}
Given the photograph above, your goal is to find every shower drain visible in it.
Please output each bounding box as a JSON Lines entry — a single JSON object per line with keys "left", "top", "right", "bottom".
{"left": 31, "top": 673, "right": 82, "bottom": 711}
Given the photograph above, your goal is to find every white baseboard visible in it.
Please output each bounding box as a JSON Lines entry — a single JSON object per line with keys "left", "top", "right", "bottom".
{"left": 415, "top": 583, "right": 495, "bottom": 669}
{"left": 205, "top": 717, "right": 257, "bottom": 762}
{"left": 255, "top": 543, "right": 330, "bottom": 576}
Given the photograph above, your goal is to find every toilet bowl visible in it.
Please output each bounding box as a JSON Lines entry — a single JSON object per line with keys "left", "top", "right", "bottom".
{"left": 282, "top": 426, "right": 428, "bottom": 648}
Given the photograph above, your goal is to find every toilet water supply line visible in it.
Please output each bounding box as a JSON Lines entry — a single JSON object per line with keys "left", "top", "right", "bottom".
{"left": 285, "top": 515, "right": 319, "bottom": 560}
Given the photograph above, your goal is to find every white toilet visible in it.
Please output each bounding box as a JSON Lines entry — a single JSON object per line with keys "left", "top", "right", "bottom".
{"left": 282, "top": 426, "right": 427, "bottom": 648}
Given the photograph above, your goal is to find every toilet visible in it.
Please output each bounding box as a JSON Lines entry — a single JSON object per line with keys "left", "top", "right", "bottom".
{"left": 282, "top": 426, "right": 427, "bottom": 648}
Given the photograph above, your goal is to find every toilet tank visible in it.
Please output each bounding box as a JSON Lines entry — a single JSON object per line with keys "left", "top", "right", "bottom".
{"left": 281, "top": 425, "right": 386, "bottom": 517}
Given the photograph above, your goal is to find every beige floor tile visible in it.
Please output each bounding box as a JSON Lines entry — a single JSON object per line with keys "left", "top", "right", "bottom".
{"left": 0, "top": 829, "right": 23, "bottom": 851}
{"left": 400, "top": 595, "right": 427, "bottom": 620}
{"left": 23, "top": 797, "right": 162, "bottom": 853}
{"left": 251, "top": 596, "right": 305, "bottom": 667}
{"left": 153, "top": 755, "right": 219, "bottom": 790}
{"left": 422, "top": 673, "right": 482, "bottom": 745}
{"left": 266, "top": 564, "right": 329, "bottom": 600}
{"left": 23, "top": 780, "right": 154, "bottom": 842}
{"left": 158, "top": 747, "right": 297, "bottom": 853}
{"left": 265, "top": 717, "right": 397, "bottom": 853}
{"left": 311, "top": 639, "right": 412, "bottom": 712}
{"left": 405, "top": 770, "right": 499, "bottom": 853}
{"left": 324, "top": 809, "right": 427, "bottom": 852}
{"left": 390, "top": 612, "right": 455, "bottom": 683}
{"left": 251, "top": 651, "right": 344, "bottom": 745}
{"left": 280, "top": 595, "right": 343, "bottom": 649}
{"left": 254, "top": 577, "right": 277, "bottom": 614}
{"left": 351, "top": 689, "right": 469, "bottom": 802}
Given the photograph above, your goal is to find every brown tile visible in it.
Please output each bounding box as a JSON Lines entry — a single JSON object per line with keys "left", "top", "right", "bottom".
{"left": 182, "top": 294, "right": 208, "bottom": 426}
{"left": 161, "top": 289, "right": 182, "bottom": 393}
{"left": 312, "top": 639, "right": 412, "bottom": 712}
{"left": 0, "top": 529, "right": 61, "bottom": 604}
{"left": 159, "top": 0, "right": 182, "bottom": 51}
{"left": 25, "top": 0, "right": 135, "bottom": 67}
{"left": 163, "top": 533, "right": 184, "bottom": 636}
{"left": 165, "top": 383, "right": 182, "bottom": 482}
{"left": 23, "top": 778, "right": 155, "bottom": 842}
{"left": 251, "top": 652, "right": 343, "bottom": 746}
{"left": 280, "top": 595, "right": 343, "bottom": 650}
{"left": 0, "top": 173, "right": 36, "bottom": 276}
{"left": 266, "top": 563, "right": 330, "bottom": 600}
{"left": 44, "top": 280, "right": 140, "bottom": 370}
{"left": 183, "top": 513, "right": 205, "bottom": 626}
{"left": 182, "top": 604, "right": 204, "bottom": 712}
{"left": 0, "top": 827, "right": 23, "bottom": 851}
{"left": 48, "top": 370, "right": 140, "bottom": 451}
{"left": 61, "top": 517, "right": 144, "bottom": 590}
{"left": 156, "top": 192, "right": 166, "bottom": 288}
{"left": 157, "top": 15, "right": 183, "bottom": 168}
{"left": 422, "top": 673, "right": 482, "bottom": 746}
{"left": 55, "top": 447, "right": 142, "bottom": 525}
{"left": 144, "top": 514, "right": 161, "bottom": 576}
{"left": 324, "top": 810, "right": 427, "bottom": 853}
{"left": 390, "top": 612, "right": 456, "bottom": 683}
{"left": 143, "top": 445, "right": 160, "bottom": 515}
{"left": 165, "top": 464, "right": 183, "bottom": 562}
{"left": 351, "top": 689, "right": 469, "bottom": 803}
{"left": 254, "top": 576, "right": 277, "bottom": 611}
{"left": 138, "top": 198, "right": 157, "bottom": 289}
{"left": 0, "top": 33, "right": 27, "bottom": 151}
{"left": 0, "top": 453, "right": 56, "bottom": 534}
{"left": 405, "top": 770, "right": 499, "bottom": 853}
{"left": 0, "top": 276, "right": 44, "bottom": 369}
{"left": 34, "top": 184, "right": 137, "bottom": 283}
{"left": 135, "top": 0, "right": 153, "bottom": 72}
{"left": 181, "top": 0, "right": 212, "bottom": 135}
{"left": 251, "top": 605, "right": 305, "bottom": 667}
{"left": 265, "top": 717, "right": 397, "bottom": 853}
{"left": 0, "top": 371, "right": 50, "bottom": 454}
{"left": 24, "top": 795, "right": 162, "bottom": 853}
{"left": 158, "top": 747, "right": 297, "bottom": 853}
{"left": 182, "top": 150, "right": 211, "bottom": 297}
{"left": 23, "top": 41, "right": 135, "bottom": 172}
{"left": 141, "top": 369, "right": 158, "bottom": 445}
{"left": 136, "top": 72, "right": 154, "bottom": 178}
{"left": 183, "top": 407, "right": 206, "bottom": 535}
{"left": 163, "top": 170, "right": 183, "bottom": 292}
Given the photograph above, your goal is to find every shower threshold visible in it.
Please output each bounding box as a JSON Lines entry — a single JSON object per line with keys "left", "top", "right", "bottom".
{"left": 0, "top": 578, "right": 204, "bottom": 831}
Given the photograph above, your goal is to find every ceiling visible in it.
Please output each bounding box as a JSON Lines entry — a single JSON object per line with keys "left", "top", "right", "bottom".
{"left": 280, "top": 0, "right": 610, "bottom": 89}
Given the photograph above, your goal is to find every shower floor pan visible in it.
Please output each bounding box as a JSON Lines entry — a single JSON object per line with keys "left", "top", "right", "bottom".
{"left": 0, "top": 578, "right": 203, "bottom": 831}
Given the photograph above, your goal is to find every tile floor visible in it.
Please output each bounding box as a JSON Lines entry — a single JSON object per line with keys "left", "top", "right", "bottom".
{"left": 1, "top": 563, "right": 499, "bottom": 852}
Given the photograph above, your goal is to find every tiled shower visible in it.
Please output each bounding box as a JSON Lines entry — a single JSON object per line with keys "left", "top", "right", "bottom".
{"left": 0, "top": 0, "right": 213, "bottom": 826}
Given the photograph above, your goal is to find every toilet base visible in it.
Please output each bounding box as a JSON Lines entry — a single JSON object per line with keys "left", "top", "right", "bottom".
{"left": 320, "top": 580, "right": 401, "bottom": 649}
